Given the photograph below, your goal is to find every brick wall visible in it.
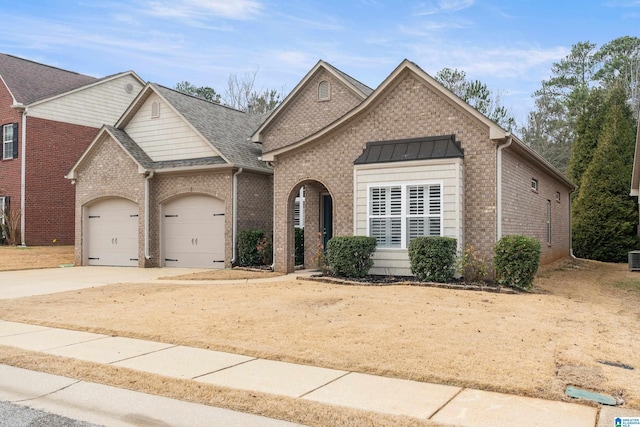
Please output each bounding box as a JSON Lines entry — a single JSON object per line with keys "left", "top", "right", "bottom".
{"left": 501, "top": 147, "right": 572, "bottom": 264}
{"left": 267, "top": 68, "right": 497, "bottom": 272}
{"left": 0, "top": 83, "right": 24, "bottom": 243}
{"left": 74, "top": 135, "right": 145, "bottom": 265}
{"left": 236, "top": 171, "right": 273, "bottom": 233}
{"left": 25, "top": 116, "right": 98, "bottom": 245}
{"left": 262, "top": 68, "right": 364, "bottom": 153}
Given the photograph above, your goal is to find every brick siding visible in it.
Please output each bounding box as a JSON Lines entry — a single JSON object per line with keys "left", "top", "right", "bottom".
{"left": 262, "top": 69, "right": 364, "bottom": 153}
{"left": 501, "top": 148, "right": 572, "bottom": 264}
{"left": 265, "top": 68, "right": 539, "bottom": 273}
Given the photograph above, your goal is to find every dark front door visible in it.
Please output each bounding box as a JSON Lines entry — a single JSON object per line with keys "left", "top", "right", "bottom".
{"left": 322, "top": 194, "right": 333, "bottom": 249}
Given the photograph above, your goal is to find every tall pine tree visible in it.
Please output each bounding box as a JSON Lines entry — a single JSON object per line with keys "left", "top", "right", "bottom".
{"left": 568, "top": 88, "right": 606, "bottom": 187}
{"left": 572, "top": 84, "right": 639, "bottom": 261}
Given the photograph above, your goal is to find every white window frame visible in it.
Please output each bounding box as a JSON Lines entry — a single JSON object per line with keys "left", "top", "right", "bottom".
{"left": 3, "top": 124, "right": 14, "bottom": 160}
{"left": 547, "top": 199, "right": 552, "bottom": 244}
{"left": 531, "top": 178, "right": 538, "bottom": 192}
{"left": 293, "top": 187, "right": 305, "bottom": 228}
{"left": 0, "top": 196, "right": 6, "bottom": 225}
{"left": 367, "top": 181, "right": 443, "bottom": 249}
{"left": 318, "top": 80, "right": 330, "bottom": 101}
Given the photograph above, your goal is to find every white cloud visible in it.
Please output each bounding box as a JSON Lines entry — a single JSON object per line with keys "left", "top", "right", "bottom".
{"left": 146, "top": 0, "right": 262, "bottom": 20}
{"left": 415, "top": 0, "right": 475, "bottom": 16}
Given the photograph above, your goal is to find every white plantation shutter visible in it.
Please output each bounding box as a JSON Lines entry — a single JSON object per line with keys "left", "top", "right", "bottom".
{"left": 369, "top": 183, "right": 442, "bottom": 248}
{"left": 369, "top": 186, "right": 402, "bottom": 248}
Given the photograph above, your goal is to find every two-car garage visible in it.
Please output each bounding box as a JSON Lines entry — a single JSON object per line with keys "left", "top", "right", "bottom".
{"left": 83, "top": 195, "right": 225, "bottom": 268}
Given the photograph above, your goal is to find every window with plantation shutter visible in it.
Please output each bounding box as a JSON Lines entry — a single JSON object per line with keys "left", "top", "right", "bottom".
{"left": 369, "top": 183, "right": 442, "bottom": 248}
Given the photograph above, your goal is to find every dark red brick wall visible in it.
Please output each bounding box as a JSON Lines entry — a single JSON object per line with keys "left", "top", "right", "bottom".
{"left": 25, "top": 117, "right": 98, "bottom": 245}
{"left": 0, "top": 83, "right": 24, "bottom": 242}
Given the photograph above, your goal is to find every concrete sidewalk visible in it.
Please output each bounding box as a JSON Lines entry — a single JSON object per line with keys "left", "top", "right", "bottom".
{"left": 1, "top": 319, "right": 630, "bottom": 427}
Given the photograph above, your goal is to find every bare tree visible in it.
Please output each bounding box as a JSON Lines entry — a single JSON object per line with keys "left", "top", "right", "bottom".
{"left": 223, "top": 68, "right": 283, "bottom": 114}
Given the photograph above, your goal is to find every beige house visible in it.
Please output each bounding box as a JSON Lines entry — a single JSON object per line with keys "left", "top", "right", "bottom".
{"left": 67, "top": 83, "right": 272, "bottom": 268}
{"left": 254, "top": 60, "right": 575, "bottom": 274}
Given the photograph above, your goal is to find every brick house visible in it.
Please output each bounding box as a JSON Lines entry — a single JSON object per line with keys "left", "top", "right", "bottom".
{"left": 67, "top": 83, "right": 272, "bottom": 268}
{"left": 0, "top": 53, "right": 144, "bottom": 246}
{"left": 254, "top": 60, "right": 575, "bottom": 274}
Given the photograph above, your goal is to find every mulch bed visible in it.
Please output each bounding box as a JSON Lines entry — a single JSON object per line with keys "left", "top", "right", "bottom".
{"left": 300, "top": 273, "right": 519, "bottom": 294}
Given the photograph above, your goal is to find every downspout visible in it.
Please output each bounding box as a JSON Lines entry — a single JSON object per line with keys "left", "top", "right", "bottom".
{"left": 231, "top": 168, "right": 243, "bottom": 265}
{"left": 569, "top": 189, "right": 578, "bottom": 259}
{"left": 144, "top": 171, "right": 154, "bottom": 261}
{"left": 15, "top": 105, "right": 27, "bottom": 247}
{"left": 496, "top": 134, "right": 513, "bottom": 241}
{"left": 267, "top": 161, "right": 275, "bottom": 271}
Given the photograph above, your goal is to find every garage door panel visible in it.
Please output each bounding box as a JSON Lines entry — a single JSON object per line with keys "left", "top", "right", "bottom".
{"left": 86, "top": 198, "right": 139, "bottom": 267}
{"left": 162, "top": 195, "right": 225, "bottom": 269}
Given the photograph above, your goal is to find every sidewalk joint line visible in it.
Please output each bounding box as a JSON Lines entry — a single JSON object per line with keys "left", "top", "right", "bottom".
{"left": 108, "top": 343, "right": 178, "bottom": 364}
{"left": 191, "top": 357, "right": 258, "bottom": 379}
{"left": 428, "top": 387, "right": 465, "bottom": 419}
{"left": 298, "top": 371, "right": 351, "bottom": 398}
{"left": 14, "top": 379, "right": 83, "bottom": 404}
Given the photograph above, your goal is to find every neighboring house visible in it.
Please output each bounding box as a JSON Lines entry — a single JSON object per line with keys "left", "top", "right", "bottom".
{"left": 0, "top": 53, "right": 144, "bottom": 246}
{"left": 254, "top": 60, "right": 575, "bottom": 274}
{"left": 67, "top": 83, "right": 272, "bottom": 268}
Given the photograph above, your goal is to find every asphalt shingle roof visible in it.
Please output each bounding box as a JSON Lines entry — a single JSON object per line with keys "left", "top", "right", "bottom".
{"left": 153, "top": 84, "right": 269, "bottom": 171}
{"left": 0, "top": 53, "right": 97, "bottom": 104}
{"left": 323, "top": 61, "right": 374, "bottom": 97}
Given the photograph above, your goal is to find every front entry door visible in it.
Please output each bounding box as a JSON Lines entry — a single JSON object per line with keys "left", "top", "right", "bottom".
{"left": 322, "top": 194, "right": 333, "bottom": 249}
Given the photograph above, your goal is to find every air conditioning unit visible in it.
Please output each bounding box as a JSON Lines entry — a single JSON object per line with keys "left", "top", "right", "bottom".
{"left": 629, "top": 250, "right": 640, "bottom": 271}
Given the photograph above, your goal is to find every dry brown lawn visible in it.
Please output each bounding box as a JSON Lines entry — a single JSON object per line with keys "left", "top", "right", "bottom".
{"left": 1, "top": 246, "right": 639, "bottom": 423}
{"left": 0, "top": 245, "right": 74, "bottom": 271}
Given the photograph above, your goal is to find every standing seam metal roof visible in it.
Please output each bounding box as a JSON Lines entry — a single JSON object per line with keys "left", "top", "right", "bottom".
{"left": 354, "top": 135, "right": 464, "bottom": 165}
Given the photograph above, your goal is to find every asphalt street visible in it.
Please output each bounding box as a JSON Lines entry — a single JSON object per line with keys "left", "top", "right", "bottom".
{"left": 0, "top": 401, "right": 101, "bottom": 427}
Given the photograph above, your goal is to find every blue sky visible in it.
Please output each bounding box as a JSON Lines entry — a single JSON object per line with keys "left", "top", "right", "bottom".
{"left": 1, "top": 1, "right": 638, "bottom": 126}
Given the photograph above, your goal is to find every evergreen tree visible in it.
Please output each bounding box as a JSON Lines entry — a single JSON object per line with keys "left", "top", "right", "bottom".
{"left": 572, "top": 84, "right": 639, "bottom": 261}
{"left": 567, "top": 88, "right": 606, "bottom": 187}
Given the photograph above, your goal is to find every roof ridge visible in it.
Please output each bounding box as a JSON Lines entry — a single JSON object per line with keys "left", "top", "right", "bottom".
{"left": 1, "top": 53, "right": 95, "bottom": 79}
{"left": 321, "top": 60, "right": 374, "bottom": 95}
{"left": 152, "top": 82, "right": 248, "bottom": 114}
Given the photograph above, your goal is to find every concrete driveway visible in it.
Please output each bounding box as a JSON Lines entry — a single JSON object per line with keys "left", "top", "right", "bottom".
{"left": 0, "top": 266, "right": 208, "bottom": 300}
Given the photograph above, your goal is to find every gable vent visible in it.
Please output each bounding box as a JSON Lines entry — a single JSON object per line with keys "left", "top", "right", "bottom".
{"left": 151, "top": 101, "right": 160, "bottom": 118}
{"left": 318, "top": 80, "right": 330, "bottom": 101}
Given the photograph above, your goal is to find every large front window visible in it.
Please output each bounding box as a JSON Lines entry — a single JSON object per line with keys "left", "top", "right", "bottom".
{"left": 368, "top": 183, "right": 442, "bottom": 248}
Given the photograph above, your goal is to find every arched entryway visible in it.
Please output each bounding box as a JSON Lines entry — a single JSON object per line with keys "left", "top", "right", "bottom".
{"left": 275, "top": 180, "right": 334, "bottom": 273}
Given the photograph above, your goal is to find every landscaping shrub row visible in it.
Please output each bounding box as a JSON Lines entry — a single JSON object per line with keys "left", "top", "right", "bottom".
{"left": 237, "top": 228, "right": 541, "bottom": 290}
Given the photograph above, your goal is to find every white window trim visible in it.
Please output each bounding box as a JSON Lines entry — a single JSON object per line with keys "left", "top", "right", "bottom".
{"left": 3, "top": 124, "right": 13, "bottom": 160}
{"left": 294, "top": 187, "right": 305, "bottom": 228}
{"left": 318, "top": 80, "right": 330, "bottom": 101}
{"left": 366, "top": 181, "right": 444, "bottom": 249}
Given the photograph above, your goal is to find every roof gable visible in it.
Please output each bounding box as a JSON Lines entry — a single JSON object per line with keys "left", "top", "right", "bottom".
{"left": 251, "top": 60, "right": 373, "bottom": 143}
{"left": 117, "top": 83, "right": 269, "bottom": 172}
{"left": 0, "top": 53, "right": 97, "bottom": 104}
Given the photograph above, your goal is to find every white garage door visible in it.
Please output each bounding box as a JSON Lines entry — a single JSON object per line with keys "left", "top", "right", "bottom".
{"left": 162, "top": 194, "right": 225, "bottom": 268}
{"left": 85, "top": 198, "right": 139, "bottom": 267}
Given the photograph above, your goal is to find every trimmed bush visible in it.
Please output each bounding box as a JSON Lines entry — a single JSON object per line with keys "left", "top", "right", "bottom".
{"left": 409, "top": 237, "right": 457, "bottom": 283}
{"left": 494, "top": 235, "right": 541, "bottom": 290}
{"left": 237, "top": 229, "right": 270, "bottom": 266}
{"left": 295, "top": 227, "right": 304, "bottom": 266}
{"left": 326, "top": 236, "right": 376, "bottom": 278}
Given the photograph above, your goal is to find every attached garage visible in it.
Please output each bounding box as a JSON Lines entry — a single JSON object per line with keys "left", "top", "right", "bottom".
{"left": 162, "top": 194, "right": 225, "bottom": 268}
{"left": 85, "top": 198, "right": 139, "bottom": 266}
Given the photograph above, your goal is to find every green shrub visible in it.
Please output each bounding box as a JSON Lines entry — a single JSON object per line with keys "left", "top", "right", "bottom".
{"left": 295, "top": 227, "right": 304, "bottom": 266}
{"left": 409, "top": 237, "right": 457, "bottom": 283}
{"left": 237, "top": 229, "right": 270, "bottom": 266}
{"left": 494, "top": 235, "right": 541, "bottom": 290}
{"left": 326, "top": 236, "right": 376, "bottom": 278}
